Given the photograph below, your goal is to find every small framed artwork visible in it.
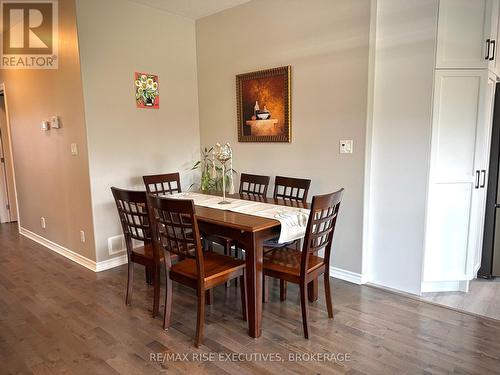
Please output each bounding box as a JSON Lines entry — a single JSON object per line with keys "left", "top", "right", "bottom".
{"left": 135, "top": 72, "right": 159, "bottom": 109}
{"left": 236, "top": 65, "right": 291, "bottom": 142}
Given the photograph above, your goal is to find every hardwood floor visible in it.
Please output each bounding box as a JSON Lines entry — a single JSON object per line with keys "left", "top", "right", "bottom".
{"left": 1, "top": 222, "right": 500, "bottom": 374}
{"left": 422, "top": 278, "right": 500, "bottom": 321}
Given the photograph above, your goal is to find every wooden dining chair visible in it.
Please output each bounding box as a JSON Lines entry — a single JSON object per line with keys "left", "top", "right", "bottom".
{"left": 263, "top": 175, "right": 312, "bottom": 301}
{"left": 148, "top": 195, "right": 247, "bottom": 347}
{"left": 111, "top": 187, "right": 163, "bottom": 318}
{"left": 262, "top": 188, "right": 343, "bottom": 339}
{"left": 239, "top": 173, "right": 271, "bottom": 196}
{"left": 205, "top": 173, "right": 270, "bottom": 277}
{"left": 143, "top": 172, "right": 182, "bottom": 196}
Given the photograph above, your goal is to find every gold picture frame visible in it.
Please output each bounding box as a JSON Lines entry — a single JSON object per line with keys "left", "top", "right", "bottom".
{"left": 236, "top": 66, "right": 291, "bottom": 142}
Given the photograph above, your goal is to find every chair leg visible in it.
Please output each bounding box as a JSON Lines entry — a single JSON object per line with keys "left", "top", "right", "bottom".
{"left": 205, "top": 289, "right": 213, "bottom": 305}
{"left": 145, "top": 266, "right": 152, "bottom": 285}
{"left": 262, "top": 275, "right": 269, "bottom": 303}
{"left": 126, "top": 261, "right": 134, "bottom": 305}
{"left": 299, "top": 282, "right": 309, "bottom": 339}
{"left": 240, "top": 272, "right": 247, "bottom": 321}
{"left": 225, "top": 242, "right": 231, "bottom": 288}
{"left": 152, "top": 265, "right": 160, "bottom": 318}
{"left": 163, "top": 272, "right": 173, "bottom": 330}
{"left": 324, "top": 272, "right": 334, "bottom": 319}
{"left": 195, "top": 288, "right": 205, "bottom": 348}
{"left": 280, "top": 280, "right": 287, "bottom": 301}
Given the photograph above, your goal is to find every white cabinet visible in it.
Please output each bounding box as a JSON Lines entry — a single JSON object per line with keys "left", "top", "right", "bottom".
{"left": 488, "top": 0, "right": 500, "bottom": 76}
{"left": 436, "top": 0, "right": 490, "bottom": 69}
{"left": 424, "top": 70, "right": 490, "bottom": 287}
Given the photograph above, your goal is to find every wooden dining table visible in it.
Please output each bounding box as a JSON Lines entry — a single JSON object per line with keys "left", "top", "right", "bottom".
{"left": 193, "top": 192, "right": 315, "bottom": 338}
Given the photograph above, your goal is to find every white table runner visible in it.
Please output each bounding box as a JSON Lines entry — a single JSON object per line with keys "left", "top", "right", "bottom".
{"left": 169, "top": 192, "right": 310, "bottom": 244}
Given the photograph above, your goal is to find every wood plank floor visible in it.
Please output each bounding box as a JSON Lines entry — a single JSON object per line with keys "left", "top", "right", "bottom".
{"left": 422, "top": 278, "right": 500, "bottom": 321}
{"left": 1, "top": 223, "right": 500, "bottom": 374}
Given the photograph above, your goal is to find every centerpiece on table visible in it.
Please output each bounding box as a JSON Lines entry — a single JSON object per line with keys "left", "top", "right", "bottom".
{"left": 191, "top": 145, "right": 236, "bottom": 199}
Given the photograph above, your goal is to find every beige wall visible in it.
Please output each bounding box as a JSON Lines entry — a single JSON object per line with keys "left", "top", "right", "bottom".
{"left": 0, "top": 0, "right": 96, "bottom": 260}
{"left": 76, "top": 0, "right": 200, "bottom": 262}
{"left": 196, "top": 0, "right": 370, "bottom": 274}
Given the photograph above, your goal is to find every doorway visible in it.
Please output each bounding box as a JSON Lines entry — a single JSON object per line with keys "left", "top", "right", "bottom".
{"left": 0, "top": 87, "right": 17, "bottom": 224}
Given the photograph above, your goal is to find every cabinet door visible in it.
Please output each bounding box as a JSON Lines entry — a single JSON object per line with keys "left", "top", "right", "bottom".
{"left": 424, "top": 70, "right": 488, "bottom": 284}
{"left": 489, "top": 0, "right": 500, "bottom": 76}
{"left": 468, "top": 72, "right": 496, "bottom": 277}
{"left": 436, "top": 0, "right": 490, "bottom": 69}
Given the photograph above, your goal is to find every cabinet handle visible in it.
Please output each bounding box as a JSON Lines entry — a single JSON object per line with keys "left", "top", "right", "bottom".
{"left": 475, "top": 170, "right": 480, "bottom": 189}
{"left": 481, "top": 170, "right": 487, "bottom": 188}
{"left": 486, "top": 39, "right": 491, "bottom": 60}
{"left": 491, "top": 40, "right": 496, "bottom": 61}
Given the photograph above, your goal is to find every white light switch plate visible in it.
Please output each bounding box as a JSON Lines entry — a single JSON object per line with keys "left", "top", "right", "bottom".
{"left": 71, "top": 143, "right": 78, "bottom": 156}
{"left": 340, "top": 140, "right": 353, "bottom": 154}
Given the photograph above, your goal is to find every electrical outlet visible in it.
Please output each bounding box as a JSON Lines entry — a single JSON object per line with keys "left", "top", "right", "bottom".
{"left": 339, "top": 140, "right": 353, "bottom": 154}
{"left": 40, "top": 217, "right": 46, "bottom": 229}
{"left": 80, "top": 230, "right": 85, "bottom": 243}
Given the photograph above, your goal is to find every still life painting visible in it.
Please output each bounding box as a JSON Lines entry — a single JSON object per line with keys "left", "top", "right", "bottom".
{"left": 236, "top": 65, "right": 291, "bottom": 142}
{"left": 135, "top": 72, "right": 159, "bottom": 109}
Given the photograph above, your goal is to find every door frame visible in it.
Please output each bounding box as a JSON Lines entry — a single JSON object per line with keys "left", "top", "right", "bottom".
{"left": 0, "top": 83, "right": 20, "bottom": 228}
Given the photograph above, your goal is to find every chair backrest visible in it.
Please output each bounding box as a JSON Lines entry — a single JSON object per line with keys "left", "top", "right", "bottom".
{"left": 148, "top": 195, "right": 204, "bottom": 278}
{"left": 273, "top": 176, "right": 311, "bottom": 202}
{"left": 301, "top": 189, "right": 344, "bottom": 277}
{"left": 111, "top": 187, "right": 154, "bottom": 257}
{"left": 239, "top": 173, "right": 270, "bottom": 196}
{"left": 143, "top": 172, "right": 182, "bottom": 196}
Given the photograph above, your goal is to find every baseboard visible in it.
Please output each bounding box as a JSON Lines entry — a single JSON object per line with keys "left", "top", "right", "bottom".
{"left": 421, "top": 280, "right": 469, "bottom": 293}
{"left": 19, "top": 227, "right": 127, "bottom": 273}
{"left": 330, "top": 266, "right": 365, "bottom": 285}
{"left": 95, "top": 254, "right": 128, "bottom": 272}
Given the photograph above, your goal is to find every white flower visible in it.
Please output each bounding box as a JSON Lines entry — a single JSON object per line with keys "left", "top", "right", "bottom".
{"left": 135, "top": 80, "right": 141, "bottom": 87}
{"left": 151, "top": 82, "right": 158, "bottom": 91}
{"left": 141, "top": 74, "right": 147, "bottom": 82}
{"left": 147, "top": 78, "right": 154, "bottom": 86}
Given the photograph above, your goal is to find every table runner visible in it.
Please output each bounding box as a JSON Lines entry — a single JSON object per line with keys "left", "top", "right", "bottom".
{"left": 169, "top": 192, "right": 310, "bottom": 244}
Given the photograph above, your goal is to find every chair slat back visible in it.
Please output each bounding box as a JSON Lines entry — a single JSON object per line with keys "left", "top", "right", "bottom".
{"left": 273, "top": 176, "right": 311, "bottom": 202}
{"left": 301, "top": 189, "right": 344, "bottom": 276}
{"left": 111, "top": 187, "right": 151, "bottom": 244}
{"left": 239, "top": 173, "right": 270, "bottom": 197}
{"left": 148, "top": 196, "right": 204, "bottom": 277}
{"left": 143, "top": 173, "right": 182, "bottom": 196}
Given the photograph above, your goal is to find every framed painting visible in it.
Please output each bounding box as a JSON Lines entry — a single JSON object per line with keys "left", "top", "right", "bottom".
{"left": 236, "top": 66, "right": 291, "bottom": 142}
{"left": 135, "top": 72, "right": 159, "bottom": 109}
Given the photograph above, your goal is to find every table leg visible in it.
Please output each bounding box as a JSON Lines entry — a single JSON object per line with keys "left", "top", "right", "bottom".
{"left": 308, "top": 278, "right": 318, "bottom": 302}
{"left": 244, "top": 232, "right": 263, "bottom": 338}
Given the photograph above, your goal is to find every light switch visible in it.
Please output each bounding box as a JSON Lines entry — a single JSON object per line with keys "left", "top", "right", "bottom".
{"left": 41, "top": 121, "right": 50, "bottom": 131}
{"left": 340, "top": 140, "right": 353, "bottom": 154}
{"left": 71, "top": 143, "right": 78, "bottom": 155}
{"left": 51, "top": 116, "right": 60, "bottom": 129}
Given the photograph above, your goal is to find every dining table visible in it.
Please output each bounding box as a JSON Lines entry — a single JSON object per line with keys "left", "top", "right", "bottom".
{"left": 191, "top": 192, "right": 315, "bottom": 339}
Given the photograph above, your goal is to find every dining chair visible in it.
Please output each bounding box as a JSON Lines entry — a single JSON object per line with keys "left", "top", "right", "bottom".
{"left": 143, "top": 172, "right": 182, "bottom": 196}
{"left": 262, "top": 188, "right": 343, "bottom": 339}
{"left": 148, "top": 195, "right": 247, "bottom": 347}
{"left": 111, "top": 187, "right": 163, "bottom": 318}
{"left": 204, "top": 173, "right": 270, "bottom": 286}
{"left": 263, "top": 175, "right": 312, "bottom": 301}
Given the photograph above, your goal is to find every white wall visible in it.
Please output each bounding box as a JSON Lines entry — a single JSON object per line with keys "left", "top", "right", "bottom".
{"left": 368, "top": 0, "right": 437, "bottom": 294}
{"left": 196, "top": 0, "right": 371, "bottom": 275}
{"left": 76, "top": 0, "right": 200, "bottom": 262}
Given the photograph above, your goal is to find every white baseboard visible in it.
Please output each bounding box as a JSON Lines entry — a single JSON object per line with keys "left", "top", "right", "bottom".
{"left": 95, "top": 254, "right": 128, "bottom": 271}
{"left": 330, "top": 266, "right": 365, "bottom": 285}
{"left": 19, "top": 227, "right": 127, "bottom": 273}
{"left": 421, "top": 280, "right": 469, "bottom": 293}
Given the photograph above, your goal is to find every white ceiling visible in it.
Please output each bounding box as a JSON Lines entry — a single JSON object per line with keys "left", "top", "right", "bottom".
{"left": 127, "top": 0, "right": 251, "bottom": 20}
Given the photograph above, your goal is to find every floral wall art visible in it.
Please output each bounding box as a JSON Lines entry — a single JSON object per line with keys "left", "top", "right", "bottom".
{"left": 135, "top": 72, "right": 159, "bottom": 109}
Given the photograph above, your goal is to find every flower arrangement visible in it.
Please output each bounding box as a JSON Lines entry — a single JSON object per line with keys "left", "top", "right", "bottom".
{"left": 135, "top": 72, "right": 159, "bottom": 108}
{"left": 191, "top": 146, "right": 236, "bottom": 193}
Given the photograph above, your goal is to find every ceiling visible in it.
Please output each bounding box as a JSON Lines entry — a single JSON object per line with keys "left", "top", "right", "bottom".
{"left": 127, "top": 0, "right": 251, "bottom": 20}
